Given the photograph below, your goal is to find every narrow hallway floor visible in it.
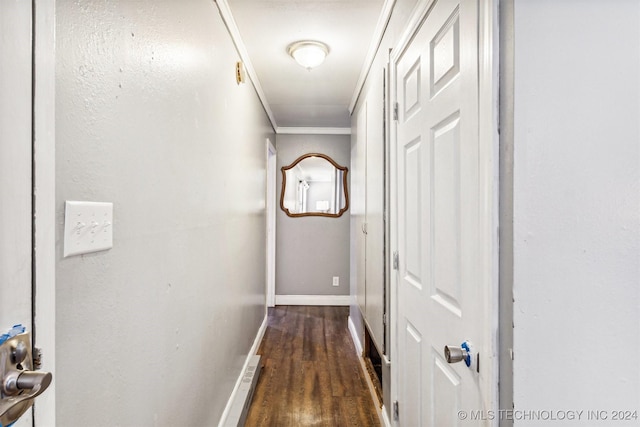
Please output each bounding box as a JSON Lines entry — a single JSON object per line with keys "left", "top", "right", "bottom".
{"left": 244, "top": 305, "right": 381, "bottom": 427}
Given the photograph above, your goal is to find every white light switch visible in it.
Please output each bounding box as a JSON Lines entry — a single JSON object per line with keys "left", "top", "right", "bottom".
{"left": 64, "top": 201, "right": 113, "bottom": 257}
{"left": 333, "top": 276, "right": 339, "bottom": 287}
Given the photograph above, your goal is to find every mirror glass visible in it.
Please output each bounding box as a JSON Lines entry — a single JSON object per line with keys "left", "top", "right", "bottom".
{"left": 280, "top": 153, "right": 349, "bottom": 218}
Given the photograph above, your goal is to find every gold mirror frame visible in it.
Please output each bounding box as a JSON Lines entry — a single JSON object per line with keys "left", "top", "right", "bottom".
{"left": 280, "top": 153, "right": 349, "bottom": 218}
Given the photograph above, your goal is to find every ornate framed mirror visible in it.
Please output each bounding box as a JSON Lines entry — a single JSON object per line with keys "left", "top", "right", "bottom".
{"left": 280, "top": 153, "right": 349, "bottom": 218}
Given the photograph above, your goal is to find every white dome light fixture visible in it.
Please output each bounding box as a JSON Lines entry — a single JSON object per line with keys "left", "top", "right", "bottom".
{"left": 287, "top": 40, "right": 330, "bottom": 70}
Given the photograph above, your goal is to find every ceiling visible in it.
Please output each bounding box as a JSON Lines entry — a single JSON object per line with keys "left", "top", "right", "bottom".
{"left": 223, "top": 0, "right": 386, "bottom": 130}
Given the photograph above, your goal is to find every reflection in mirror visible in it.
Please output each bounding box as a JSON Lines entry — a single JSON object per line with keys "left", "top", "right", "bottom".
{"left": 280, "top": 153, "right": 349, "bottom": 218}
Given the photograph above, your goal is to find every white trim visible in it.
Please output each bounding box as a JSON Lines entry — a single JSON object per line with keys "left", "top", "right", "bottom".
{"left": 380, "top": 404, "right": 392, "bottom": 427}
{"left": 348, "top": 315, "right": 363, "bottom": 355}
{"left": 275, "top": 294, "right": 351, "bottom": 306}
{"left": 348, "top": 314, "right": 390, "bottom": 426}
{"left": 389, "top": 0, "right": 437, "bottom": 64}
{"left": 217, "top": 314, "right": 268, "bottom": 427}
{"left": 353, "top": 338, "right": 386, "bottom": 426}
{"left": 276, "top": 126, "right": 351, "bottom": 135}
{"left": 388, "top": 11, "right": 401, "bottom": 426}
{"left": 348, "top": 0, "right": 396, "bottom": 114}
{"left": 478, "top": 0, "right": 501, "bottom": 417}
{"left": 215, "top": 0, "right": 277, "bottom": 131}
{"left": 348, "top": 312, "right": 393, "bottom": 427}
{"left": 33, "top": 0, "right": 56, "bottom": 425}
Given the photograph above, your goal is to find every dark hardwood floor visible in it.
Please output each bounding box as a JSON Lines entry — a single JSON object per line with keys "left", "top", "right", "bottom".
{"left": 244, "top": 306, "right": 381, "bottom": 427}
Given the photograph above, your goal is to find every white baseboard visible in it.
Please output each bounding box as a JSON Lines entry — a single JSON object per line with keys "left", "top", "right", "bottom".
{"left": 381, "top": 404, "right": 392, "bottom": 427}
{"left": 275, "top": 294, "right": 351, "bottom": 306}
{"left": 350, "top": 314, "right": 391, "bottom": 426}
{"left": 353, "top": 329, "right": 386, "bottom": 427}
{"left": 348, "top": 315, "right": 363, "bottom": 355}
{"left": 218, "top": 314, "right": 268, "bottom": 427}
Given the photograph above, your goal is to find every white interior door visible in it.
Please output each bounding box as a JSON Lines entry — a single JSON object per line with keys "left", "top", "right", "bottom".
{"left": 355, "top": 104, "right": 368, "bottom": 316}
{"left": 0, "top": 1, "right": 34, "bottom": 426}
{"left": 365, "top": 77, "right": 386, "bottom": 354}
{"left": 393, "top": 0, "right": 493, "bottom": 424}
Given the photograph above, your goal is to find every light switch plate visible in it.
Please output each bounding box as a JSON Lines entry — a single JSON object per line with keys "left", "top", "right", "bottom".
{"left": 64, "top": 201, "right": 113, "bottom": 257}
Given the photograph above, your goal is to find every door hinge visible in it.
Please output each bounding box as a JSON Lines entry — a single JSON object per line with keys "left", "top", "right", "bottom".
{"left": 393, "top": 102, "right": 399, "bottom": 121}
{"left": 383, "top": 313, "right": 388, "bottom": 325}
{"left": 393, "top": 251, "right": 399, "bottom": 270}
{"left": 393, "top": 400, "right": 399, "bottom": 421}
{"left": 33, "top": 347, "right": 43, "bottom": 370}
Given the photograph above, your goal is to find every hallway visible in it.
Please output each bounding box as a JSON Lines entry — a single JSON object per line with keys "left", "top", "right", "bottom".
{"left": 245, "top": 306, "right": 380, "bottom": 427}
{"left": 1, "top": 0, "right": 638, "bottom": 425}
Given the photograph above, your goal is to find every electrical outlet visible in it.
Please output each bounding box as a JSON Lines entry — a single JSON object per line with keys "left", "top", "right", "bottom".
{"left": 332, "top": 276, "right": 339, "bottom": 287}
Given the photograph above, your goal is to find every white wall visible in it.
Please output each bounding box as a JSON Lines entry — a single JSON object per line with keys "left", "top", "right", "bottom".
{"left": 275, "top": 134, "right": 351, "bottom": 298}
{"left": 348, "top": 0, "right": 419, "bottom": 420}
{"left": 55, "top": 1, "right": 273, "bottom": 425}
{"left": 513, "top": 1, "right": 640, "bottom": 423}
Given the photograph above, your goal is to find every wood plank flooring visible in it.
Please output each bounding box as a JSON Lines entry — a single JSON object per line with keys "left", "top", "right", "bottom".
{"left": 244, "top": 306, "right": 381, "bottom": 427}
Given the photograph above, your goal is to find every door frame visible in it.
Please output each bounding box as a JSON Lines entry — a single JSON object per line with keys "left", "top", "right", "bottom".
{"left": 266, "top": 139, "right": 277, "bottom": 308}
{"left": 388, "top": 0, "right": 500, "bottom": 423}
{"left": 33, "top": 0, "right": 57, "bottom": 423}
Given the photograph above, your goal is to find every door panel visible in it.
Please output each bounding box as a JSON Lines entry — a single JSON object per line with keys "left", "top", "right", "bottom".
{"left": 403, "top": 139, "right": 422, "bottom": 287}
{"left": 365, "top": 76, "right": 386, "bottom": 352}
{"left": 395, "top": 0, "right": 486, "bottom": 425}
{"left": 432, "top": 352, "right": 461, "bottom": 426}
{"left": 354, "top": 104, "right": 367, "bottom": 317}
{"left": 0, "top": 1, "right": 34, "bottom": 426}
{"left": 402, "top": 321, "right": 422, "bottom": 426}
{"left": 403, "top": 60, "right": 421, "bottom": 118}
{"left": 432, "top": 113, "right": 462, "bottom": 316}
{"left": 431, "top": 13, "right": 460, "bottom": 94}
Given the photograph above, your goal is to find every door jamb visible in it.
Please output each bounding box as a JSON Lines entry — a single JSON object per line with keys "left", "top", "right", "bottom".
{"left": 33, "top": 0, "right": 56, "bottom": 423}
{"left": 478, "top": 0, "right": 501, "bottom": 415}
{"left": 497, "top": 0, "right": 514, "bottom": 422}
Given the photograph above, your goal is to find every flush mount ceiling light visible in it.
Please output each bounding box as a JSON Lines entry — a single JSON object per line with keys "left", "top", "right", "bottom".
{"left": 287, "top": 41, "right": 330, "bottom": 70}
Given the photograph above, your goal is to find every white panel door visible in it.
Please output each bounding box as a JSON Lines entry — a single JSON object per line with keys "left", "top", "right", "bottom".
{"left": 355, "top": 104, "right": 368, "bottom": 315}
{"left": 394, "top": 0, "right": 491, "bottom": 425}
{"left": 0, "top": 0, "right": 34, "bottom": 426}
{"left": 365, "top": 76, "right": 385, "bottom": 353}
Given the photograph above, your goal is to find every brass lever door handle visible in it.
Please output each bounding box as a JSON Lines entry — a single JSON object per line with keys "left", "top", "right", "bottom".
{"left": 0, "top": 328, "right": 53, "bottom": 426}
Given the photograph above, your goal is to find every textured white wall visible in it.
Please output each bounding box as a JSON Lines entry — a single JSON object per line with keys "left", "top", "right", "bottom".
{"left": 55, "top": 1, "right": 273, "bottom": 425}
{"left": 513, "top": 1, "right": 640, "bottom": 423}
{"left": 275, "top": 134, "right": 351, "bottom": 296}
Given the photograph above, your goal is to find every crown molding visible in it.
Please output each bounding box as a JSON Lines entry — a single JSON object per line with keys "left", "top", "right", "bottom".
{"left": 277, "top": 127, "right": 351, "bottom": 135}
{"left": 348, "top": 0, "right": 396, "bottom": 114}
{"left": 215, "top": 0, "right": 278, "bottom": 131}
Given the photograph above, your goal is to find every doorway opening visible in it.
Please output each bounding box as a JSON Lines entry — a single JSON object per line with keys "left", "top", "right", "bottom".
{"left": 364, "top": 326, "right": 383, "bottom": 406}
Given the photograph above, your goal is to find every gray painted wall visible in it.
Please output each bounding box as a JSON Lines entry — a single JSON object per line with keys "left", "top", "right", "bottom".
{"left": 275, "top": 134, "right": 351, "bottom": 296}
{"left": 55, "top": 1, "right": 273, "bottom": 425}
{"left": 512, "top": 0, "right": 640, "bottom": 420}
